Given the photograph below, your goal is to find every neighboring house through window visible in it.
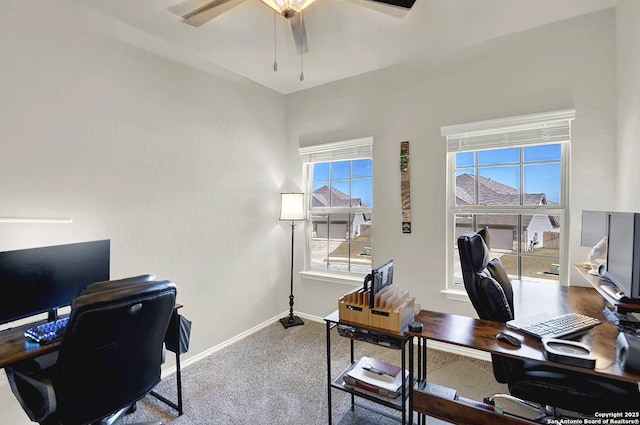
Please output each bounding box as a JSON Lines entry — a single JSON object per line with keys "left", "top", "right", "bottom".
{"left": 442, "top": 110, "right": 574, "bottom": 298}
{"left": 299, "top": 137, "right": 373, "bottom": 281}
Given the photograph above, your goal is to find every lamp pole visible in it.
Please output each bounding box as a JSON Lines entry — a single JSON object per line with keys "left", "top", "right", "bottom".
{"left": 279, "top": 193, "right": 305, "bottom": 329}
{"left": 281, "top": 220, "right": 304, "bottom": 328}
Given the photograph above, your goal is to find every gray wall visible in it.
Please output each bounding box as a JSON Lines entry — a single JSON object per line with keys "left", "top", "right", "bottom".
{"left": 286, "top": 9, "right": 620, "bottom": 319}
{"left": 0, "top": 3, "right": 288, "bottom": 422}
{"left": 616, "top": 0, "right": 640, "bottom": 210}
{"left": 2, "top": 2, "right": 640, "bottom": 424}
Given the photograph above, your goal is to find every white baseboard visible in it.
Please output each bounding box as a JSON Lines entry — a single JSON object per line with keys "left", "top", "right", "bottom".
{"left": 161, "top": 312, "right": 286, "bottom": 379}
{"left": 161, "top": 310, "right": 490, "bottom": 379}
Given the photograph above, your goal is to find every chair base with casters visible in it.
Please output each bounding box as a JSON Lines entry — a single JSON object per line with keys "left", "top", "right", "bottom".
{"left": 6, "top": 278, "right": 176, "bottom": 425}
{"left": 95, "top": 404, "right": 161, "bottom": 425}
{"left": 484, "top": 393, "right": 552, "bottom": 422}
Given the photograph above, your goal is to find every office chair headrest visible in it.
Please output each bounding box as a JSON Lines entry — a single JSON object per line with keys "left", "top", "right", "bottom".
{"left": 459, "top": 229, "right": 514, "bottom": 322}
{"left": 477, "top": 226, "right": 490, "bottom": 249}
{"left": 82, "top": 274, "right": 157, "bottom": 295}
{"left": 73, "top": 279, "right": 176, "bottom": 311}
{"left": 458, "top": 231, "right": 490, "bottom": 273}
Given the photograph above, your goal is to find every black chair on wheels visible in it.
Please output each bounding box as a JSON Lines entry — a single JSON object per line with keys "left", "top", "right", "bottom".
{"left": 458, "top": 228, "right": 640, "bottom": 419}
{"left": 5, "top": 277, "right": 176, "bottom": 425}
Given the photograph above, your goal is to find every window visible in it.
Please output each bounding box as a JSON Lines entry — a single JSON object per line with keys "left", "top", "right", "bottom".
{"left": 299, "top": 137, "right": 373, "bottom": 278}
{"left": 443, "top": 110, "right": 574, "bottom": 296}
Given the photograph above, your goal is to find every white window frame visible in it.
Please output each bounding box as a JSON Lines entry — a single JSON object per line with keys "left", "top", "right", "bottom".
{"left": 442, "top": 110, "right": 574, "bottom": 300}
{"left": 299, "top": 137, "right": 373, "bottom": 285}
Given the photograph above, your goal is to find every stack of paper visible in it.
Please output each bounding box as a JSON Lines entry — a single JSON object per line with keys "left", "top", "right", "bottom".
{"left": 343, "top": 356, "right": 407, "bottom": 398}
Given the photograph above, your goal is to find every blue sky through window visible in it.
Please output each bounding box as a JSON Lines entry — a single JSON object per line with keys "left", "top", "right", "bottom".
{"left": 456, "top": 144, "right": 561, "bottom": 204}
{"left": 312, "top": 159, "right": 373, "bottom": 207}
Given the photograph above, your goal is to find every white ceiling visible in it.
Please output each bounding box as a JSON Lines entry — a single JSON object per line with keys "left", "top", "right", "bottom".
{"left": 78, "top": 0, "right": 616, "bottom": 94}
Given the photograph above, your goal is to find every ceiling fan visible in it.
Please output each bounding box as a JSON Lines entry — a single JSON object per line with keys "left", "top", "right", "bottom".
{"left": 168, "top": 0, "right": 417, "bottom": 55}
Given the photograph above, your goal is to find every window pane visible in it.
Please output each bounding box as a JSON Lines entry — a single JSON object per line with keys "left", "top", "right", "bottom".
{"left": 352, "top": 212, "right": 371, "bottom": 243}
{"left": 452, "top": 214, "right": 473, "bottom": 285}
{"left": 350, "top": 242, "right": 372, "bottom": 273}
{"left": 523, "top": 213, "right": 560, "bottom": 282}
{"left": 525, "top": 214, "right": 560, "bottom": 251}
{"left": 310, "top": 213, "right": 328, "bottom": 271}
{"left": 311, "top": 184, "right": 330, "bottom": 207}
{"left": 524, "top": 163, "right": 561, "bottom": 204}
{"left": 476, "top": 213, "right": 518, "bottom": 253}
{"left": 331, "top": 161, "right": 350, "bottom": 180}
{"left": 456, "top": 152, "right": 474, "bottom": 167}
{"left": 313, "top": 162, "right": 329, "bottom": 181}
{"left": 495, "top": 254, "right": 518, "bottom": 279}
{"left": 331, "top": 181, "right": 350, "bottom": 206}
{"left": 310, "top": 240, "right": 329, "bottom": 270}
{"left": 455, "top": 171, "right": 476, "bottom": 206}
{"left": 522, "top": 256, "right": 560, "bottom": 283}
{"left": 352, "top": 177, "right": 372, "bottom": 207}
{"left": 311, "top": 213, "right": 328, "bottom": 239}
{"left": 352, "top": 159, "right": 372, "bottom": 178}
{"left": 478, "top": 147, "right": 519, "bottom": 165}
{"left": 478, "top": 166, "right": 520, "bottom": 205}
{"left": 524, "top": 144, "right": 561, "bottom": 162}
{"left": 453, "top": 212, "right": 561, "bottom": 283}
{"left": 328, "top": 213, "right": 349, "bottom": 241}
{"left": 455, "top": 213, "right": 473, "bottom": 237}
{"left": 308, "top": 155, "right": 373, "bottom": 276}
{"left": 325, "top": 214, "right": 349, "bottom": 271}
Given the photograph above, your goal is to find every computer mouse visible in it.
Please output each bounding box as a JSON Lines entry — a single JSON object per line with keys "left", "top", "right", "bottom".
{"left": 496, "top": 331, "right": 522, "bottom": 347}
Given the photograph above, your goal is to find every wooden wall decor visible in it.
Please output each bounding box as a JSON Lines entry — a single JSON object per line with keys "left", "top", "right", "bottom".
{"left": 400, "top": 141, "right": 411, "bottom": 233}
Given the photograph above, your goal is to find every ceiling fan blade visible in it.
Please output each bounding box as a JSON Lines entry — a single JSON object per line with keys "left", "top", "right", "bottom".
{"left": 289, "top": 13, "right": 308, "bottom": 54}
{"left": 370, "top": 0, "right": 416, "bottom": 8}
{"left": 349, "top": 0, "right": 414, "bottom": 19}
{"left": 168, "top": 0, "right": 247, "bottom": 27}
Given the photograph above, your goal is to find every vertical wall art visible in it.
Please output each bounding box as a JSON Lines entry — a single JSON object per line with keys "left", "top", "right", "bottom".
{"left": 400, "top": 141, "right": 411, "bottom": 233}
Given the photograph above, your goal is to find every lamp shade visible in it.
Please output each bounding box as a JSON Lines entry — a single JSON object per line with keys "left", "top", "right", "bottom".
{"left": 260, "top": 0, "right": 317, "bottom": 18}
{"left": 280, "top": 193, "right": 305, "bottom": 221}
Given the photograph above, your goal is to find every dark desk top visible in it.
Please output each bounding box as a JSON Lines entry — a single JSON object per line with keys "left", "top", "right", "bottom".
{"left": 0, "top": 319, "right": 60, "bottom": 368}
{"left": 408, "top": 280, "right": 640, "bottom": 383}
{"left": 0, "top": 303, "right": 184, "bottom": 369}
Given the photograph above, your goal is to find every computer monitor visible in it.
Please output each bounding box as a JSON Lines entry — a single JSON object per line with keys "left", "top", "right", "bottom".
{"left": 0, "top": 239, "right": 110, "bottom": 325}
{"left": 604, "top": 213, "right": 640, "bottom": 301}
{"left": 369, "top": 259, "right": 394, "bottom": 308}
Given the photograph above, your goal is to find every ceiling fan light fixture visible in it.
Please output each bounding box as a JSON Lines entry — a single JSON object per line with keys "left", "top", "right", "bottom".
{"left": 260, "top": 0, "right": 317, "bottom": 18}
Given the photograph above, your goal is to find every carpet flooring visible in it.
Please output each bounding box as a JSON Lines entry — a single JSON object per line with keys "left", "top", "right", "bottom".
{"left": 120, "top": 319, "right": 525, "bottom": 424}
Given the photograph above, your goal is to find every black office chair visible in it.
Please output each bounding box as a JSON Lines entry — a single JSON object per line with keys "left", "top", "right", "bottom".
{"left": 458, "top": 228, "right": 640, "bottom": 418}
{"left": 5, "top": 278, "right": 176, "bottom": 425}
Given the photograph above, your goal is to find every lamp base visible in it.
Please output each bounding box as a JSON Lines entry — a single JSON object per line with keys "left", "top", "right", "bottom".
{"left": 280, "top": 315, "right": 304, "bottom": 329}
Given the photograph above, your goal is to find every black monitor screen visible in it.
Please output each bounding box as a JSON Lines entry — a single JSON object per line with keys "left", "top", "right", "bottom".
{"left": 0, "top": 239, "right": 110, "bottom": 325}
{"left": 606, "top": 213, "right": 640, "bottom": 299}
{"left": 369, "top": 259, "right": 394, "bottom": 308}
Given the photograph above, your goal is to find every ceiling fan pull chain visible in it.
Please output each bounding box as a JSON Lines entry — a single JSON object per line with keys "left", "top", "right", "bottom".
{"left": 273, "top": 12, "right": 278, "bottom": 72}
{"left": 299, "top": 11, "right": 304, "bottom": 81}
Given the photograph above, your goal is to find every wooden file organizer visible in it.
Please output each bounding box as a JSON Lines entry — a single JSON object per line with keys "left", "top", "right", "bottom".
{"left": 338, "top": 286, "right": 415, "bottom": 332}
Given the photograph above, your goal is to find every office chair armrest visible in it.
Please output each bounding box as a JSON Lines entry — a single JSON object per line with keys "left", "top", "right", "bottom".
{"left": 5, "top": 364, "right": 57, "bottom": 422}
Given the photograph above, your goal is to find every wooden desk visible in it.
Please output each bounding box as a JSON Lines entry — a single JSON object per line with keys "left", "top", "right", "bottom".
{"left": 0, "top": 304, "right": 186, "bottom": 416}
{"left": 0, "top": 319, "right": 60, "bottom": 368}
{"left": 407, "top": 281, "right": 640, "bottom": 424}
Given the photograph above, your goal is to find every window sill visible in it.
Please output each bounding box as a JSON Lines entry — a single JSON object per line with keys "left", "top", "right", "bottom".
{"left": 441, "top": 288, "right": 470, "bottom": 302}
{"left": 299, "top": 270, "right": 365, "bottom": 286}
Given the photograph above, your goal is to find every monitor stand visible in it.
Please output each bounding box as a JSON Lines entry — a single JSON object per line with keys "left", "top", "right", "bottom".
{"left": 47, "top": 309, "right": 59, "bottom": 322}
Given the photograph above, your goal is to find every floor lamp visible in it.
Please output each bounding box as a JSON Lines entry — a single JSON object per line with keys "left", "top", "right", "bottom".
{"left": 279, "top": 192, "right": 305, "bottom": 329}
